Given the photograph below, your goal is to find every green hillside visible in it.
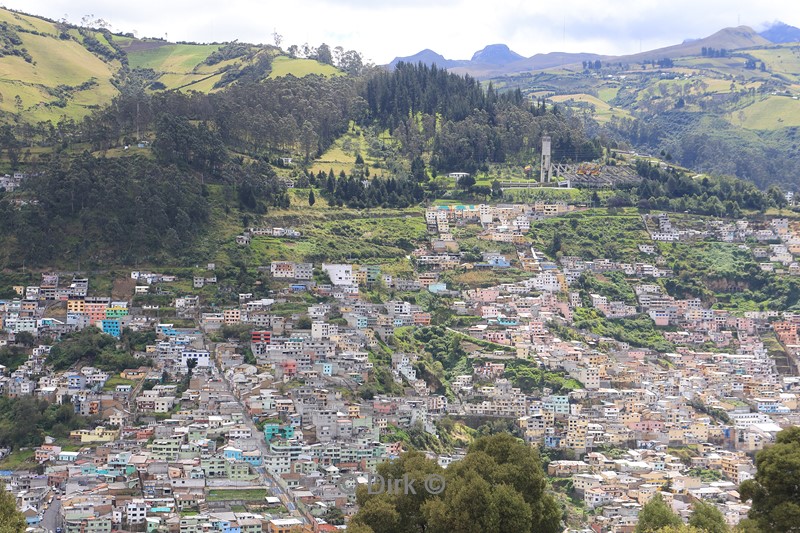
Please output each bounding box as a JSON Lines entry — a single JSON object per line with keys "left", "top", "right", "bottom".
{"left": 0, "top": 8, "right": 342, "bottom": 124}
{"left": 493, "top": 37, "right": 800, "bottom": 188}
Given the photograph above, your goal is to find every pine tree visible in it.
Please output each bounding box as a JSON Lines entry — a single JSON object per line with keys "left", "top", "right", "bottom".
{"left": 308, "top": 189, "right": 316, "bottom": 207}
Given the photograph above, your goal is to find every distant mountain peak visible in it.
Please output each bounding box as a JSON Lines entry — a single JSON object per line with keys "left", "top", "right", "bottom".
{"left": 759, "top": 21, "right": 800, "bottom": 43}
{"left": 470, "top": 44, "right": 525, "bottom": 65}
{"left": 388, "top": 49, "right": 462, "bottom": 70}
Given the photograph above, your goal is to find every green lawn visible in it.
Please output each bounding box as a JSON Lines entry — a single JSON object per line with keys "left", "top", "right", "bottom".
{"left": 103, "top": 375, "right": 137, "bottom": 391}
{"left": 207, "top": 488, "right": 268, "bottom": 502}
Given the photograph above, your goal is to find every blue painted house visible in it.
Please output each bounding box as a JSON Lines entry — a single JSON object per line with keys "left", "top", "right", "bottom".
{"left": 101, "top": 319, "right": 122, "bottom": 338}
{"left": 263, "top": 423, "right": 295, "bottom": 441}
{"left": 222, "top": 446, "right": 243, "bottom": 461}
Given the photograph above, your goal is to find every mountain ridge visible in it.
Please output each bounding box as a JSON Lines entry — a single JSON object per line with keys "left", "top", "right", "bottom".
{"left": 388, "top": 25, "right": 777, "bottom": 77}
{"left": 759, "top": 21, "right": 800, "bottom": 43}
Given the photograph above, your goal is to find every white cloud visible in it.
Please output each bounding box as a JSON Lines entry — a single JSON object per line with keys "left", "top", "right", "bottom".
{"left": 4, "top": 0, "right": 799, "bottom": 64}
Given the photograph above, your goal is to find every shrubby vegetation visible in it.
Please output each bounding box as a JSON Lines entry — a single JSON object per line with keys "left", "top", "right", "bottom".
{"left": 503, "top": 359, "right": 582, "bottom": 393}
{"left": 203, "top": 42, "right": 254, "bottom": 65}
{"left": 605, "top": 111, "right": 800, "bottom": 190}
{"left": 576, "top": 271, "right": 637, "bottom": 305}
{"left": 47, "top": 327, "right": 151, "bottom": 372}
{"left": 0, "top": 397, "right": 94, "bottom": 450}
{"left": 574, "top": 308, "right": 675, "bottom": 352}
{"left": 0, "top": 22, "right": 32, "bottom": 62}
{"left": 0, "top": 481, "right": 26, "bottom": 531}
{"left": 633, "top": 160, "right": 771, "bottom": 215}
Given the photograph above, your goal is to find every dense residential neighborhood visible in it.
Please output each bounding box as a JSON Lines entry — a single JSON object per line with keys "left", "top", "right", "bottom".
{"left": 3, "top": 5, "right": 800, "bottom": 532}
{"left": 1, "top": 202, "right": 798, "bottom": 533}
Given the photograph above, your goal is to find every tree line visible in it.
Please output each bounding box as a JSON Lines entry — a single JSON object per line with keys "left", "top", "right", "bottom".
{"left": 364, "top": 62, "right": 602, "bottom": 173}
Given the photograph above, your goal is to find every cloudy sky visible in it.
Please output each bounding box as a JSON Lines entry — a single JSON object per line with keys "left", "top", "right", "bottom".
{"left": 4, "top": 0, "right": 798, "bottom": 64}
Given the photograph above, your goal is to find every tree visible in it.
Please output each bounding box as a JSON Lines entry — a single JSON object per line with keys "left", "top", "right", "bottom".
{"left": 0, "top": 482, "right": 26, "bottom": 533}
{"left": 186, "top": 358, "right": 198, "bottom": 379}
{"left": 636, "top": 493, "right": 682, "bottom": 533}
{"left": 323, "top": 506, "right": 345, "bottom": 525}
{"left": 352, "top": 433, "right": 561, "bottom": 533}
{"left": 411, "top": 156, "right": 428, "bottom": 183}
{"left": 688, "top": 500, "right": 728, "bottom": 533}
{"left": 458, "top": 174, "right": 476, "bottom": 190}
{"left": 549, "top": 232, "right": 562, "bottom": 257}
{"left": 339, "top": 50, "right": 363, "bottom": 76}
{"left": 14, "top": 331, "right": 34, "bottom": 348}
{"left": 317, "top": 43, "right": 333, "bottom": 65}
{"left": 308, "top": 189, "right": 316, "bottom": 206}
{"left": 740, "top": 427, "right": 800, "bottom": 532}
{"left": 491, "top": 179, "right": 502, "bottom": 197}
{"left": 768, "top": 185, "right": 788, "bottom": 210}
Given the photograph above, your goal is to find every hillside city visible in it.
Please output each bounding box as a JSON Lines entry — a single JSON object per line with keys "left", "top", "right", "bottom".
{"left": 2, "top": 193, "right": 800, "bottom": 532}
{"left": 1, "top": 5, "right": 800, "bottom": 533}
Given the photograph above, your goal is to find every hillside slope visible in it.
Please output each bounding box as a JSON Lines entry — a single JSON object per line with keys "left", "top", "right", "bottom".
{"left": 0, "top": 8, "right": 341, "bottom": 124}
{"left": 608, "top": 26, "right": 770, "bottom": 63}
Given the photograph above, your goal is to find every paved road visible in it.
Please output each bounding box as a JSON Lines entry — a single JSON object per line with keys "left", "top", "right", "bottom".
{"left": 211, "top": 342, "right": 305, "bottom": 521}
{"left": 41, "top": 498, "right": 61, "bottom": 532}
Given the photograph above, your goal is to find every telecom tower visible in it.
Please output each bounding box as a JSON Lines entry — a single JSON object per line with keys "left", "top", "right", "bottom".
{"left": 540, "top": 136, "right": 552, "bottom": 183}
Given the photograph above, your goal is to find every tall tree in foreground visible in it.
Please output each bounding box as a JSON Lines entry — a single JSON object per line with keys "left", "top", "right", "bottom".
{"left": 636, "top": 493, "right": 682, "bottom": 533}
{"left": 740, "top": 426, "right": 800, "bottom": 532}
{"left": 0, "top": 482, "right": 26, "bottom": 533}
{"left": 350, "top": 433, "right": 561, "bottom": 533}
{"left": 688, "top": 500, "right": 728, "bottom": 533}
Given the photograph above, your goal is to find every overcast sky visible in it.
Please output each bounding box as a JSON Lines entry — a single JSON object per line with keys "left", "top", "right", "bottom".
{"left": 4, "top": 0, "right": 798, "bottom": 64}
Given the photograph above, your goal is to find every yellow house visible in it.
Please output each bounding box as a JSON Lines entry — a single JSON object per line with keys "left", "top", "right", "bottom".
{"left": 67, "top": 298, "right": 86, "bottom": 313}
{"left": 70, "top": 426, "right": 119, "bottom": 443}
{"left": 668, "top": 427, "right": 686, "bottom": 444}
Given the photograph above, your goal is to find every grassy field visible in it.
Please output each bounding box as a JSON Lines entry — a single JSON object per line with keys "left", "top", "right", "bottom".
{"left": 747, "top": 46, "right": 800, "bottom": 83}
{"left": 734, "top": 96, "right": 800, "bottom": 130}
{"left": 103, "top": 375, "right": 137, "bottom": 391}
{"left": 268, "top": 56, "right": 341, "bottom": 78}
{"left": 207, "top": 488, "right": 267, "bottom": 502}
{"left": 0, "top": 14, "right": 118, "bottom": 121}
{"left": 0, "top": 449, "right": 35, "bottom": 470}
{"left": 248, "top": 211, "right": 426, "bottom": 265}
{"left": 126, "top": 43, "right": 221, "bottom": 71}
{"left": 187, "top": 183, "right": 427, "bottom": 271}
{"left": 442, "top": 268, "right": 532, "bottom": 290}
{"left": 175, "top": 73, "right": 226, "bottom": 93}
{"left": 309, "top": 126, "right": 383, "bottom": 175}
{"left": 659, "top": 241, "right": 755, "bottom": 279}
{"left": 548, "top": 93, "right": 631, "bottom": 122}
{"left": 596, "top": 85, "right": 620, "bottom": 102}
{"left": 0, "top": 9, "right": 58, "bottom": 36}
